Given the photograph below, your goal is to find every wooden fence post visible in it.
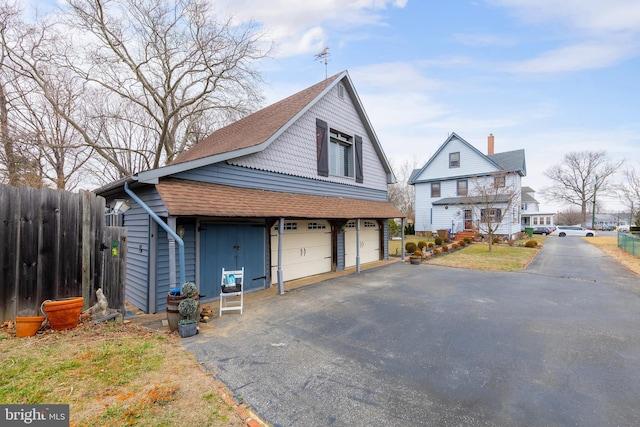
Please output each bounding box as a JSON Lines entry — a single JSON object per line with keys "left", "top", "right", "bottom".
{"left": 82, "top": 190, "right": 91, "bottom": 310}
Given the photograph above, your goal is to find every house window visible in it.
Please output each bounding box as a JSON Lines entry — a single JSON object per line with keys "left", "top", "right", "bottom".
{"left": 431, "top": 182, "right": 440, "bottom": 198}
{"left": 307, "top": 221, "right": 327, "bottom": 230}
{"left": 449, "top": 152, "right": 460, "bottom": 168}
{"left": 546, "top": 217, "right": 551, "bottom": 225}
{"left": 494, "top": 175, "right": 505, "bottom": 187}
{"left": 457, "top": 179, "right": 468, "bottom": 196}
{"left": 329, "top": 129, "right": 353, "bottom": 177}
{"left": 338, "top": 83, "right": 345, "bottom": 98}
{"left": 481, "top": 208, "right": 502, "bottom": 222}
{"left": 533, "top": 217, "right": 538, "bottom": 225}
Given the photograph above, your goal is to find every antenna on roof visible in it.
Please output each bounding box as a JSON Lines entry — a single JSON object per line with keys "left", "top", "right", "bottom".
{"left": 314, "top": 46, "right": 330, "bottom": 79}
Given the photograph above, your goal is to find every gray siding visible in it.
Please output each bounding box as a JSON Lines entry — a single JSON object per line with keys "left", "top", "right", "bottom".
{"left": 173, "top": 162, "right": 388, "bottom": 202}
{"left": 117, "top": 186, "right": 167, "bottom": 312}
{"left": 229, "top": 84, "right": 389, "bottom": 191}
{"left": 155, "top": 220, "right": 197, "bottom": 312}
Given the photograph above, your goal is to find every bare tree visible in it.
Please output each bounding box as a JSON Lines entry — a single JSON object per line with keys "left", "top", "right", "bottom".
{"left": 0, "top": 1, "right": 22, "bottom": 185}
{"left": 543, "top": 151, "right": 623, "bottom": 226}
{"left": 388, "top": 158, "right": 418, "bottom": 223}
{"left": 63, "top": 0, "right": 269, "bottom": 170}
{"left": 1, "top": 0, "right": 270, "bottom": 184}
{"left": 0, "top": 2, "right": 92, "bottom": 189}
{"left": 556, "top": 208, "right": 583, "bottom": 226}
{"left": 462, "top": 172, "right": 519, "bottom": 253}
{"left": 620, "top": 164, "right": 640, "bottom": 226}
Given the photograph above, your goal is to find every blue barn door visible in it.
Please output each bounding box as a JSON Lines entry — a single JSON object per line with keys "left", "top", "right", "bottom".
{"left": 199, "top": 223, "right": 266, "bottom": 299}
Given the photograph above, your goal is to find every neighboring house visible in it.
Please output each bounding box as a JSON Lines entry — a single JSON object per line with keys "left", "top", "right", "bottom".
{"left": 409, "top": 133, "right": 525, "bottom": 239}
{"left": 95, "top": 71, "right": 404, "bottom": 314}
{"left": 589, "top": 213, "right": 628, "bottom": 230}
{"left": 520, "top": 187, "right": 556, "bottom": 228}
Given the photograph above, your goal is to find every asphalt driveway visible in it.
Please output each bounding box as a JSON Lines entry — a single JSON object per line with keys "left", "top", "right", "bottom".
{"left": 184, "top": 237, "right": 640, "bottom": 427}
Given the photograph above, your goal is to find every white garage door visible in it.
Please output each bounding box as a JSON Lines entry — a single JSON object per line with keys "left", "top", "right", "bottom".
{"left": 344, "top": 220, "right": 380, "bottom": 267}
{"left": 270, "top": 220, "right": 332, "bottom": 284}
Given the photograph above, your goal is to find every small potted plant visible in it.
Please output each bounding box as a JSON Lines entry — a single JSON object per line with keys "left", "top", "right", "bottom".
{"left": 409, "top": 249, "right": 423, "bottom": 265}
{"left": 178, "top": 318, "right": 198, "bottom": 338}
{"left": 178, "top": 296, "right": 199, "bottom": 338}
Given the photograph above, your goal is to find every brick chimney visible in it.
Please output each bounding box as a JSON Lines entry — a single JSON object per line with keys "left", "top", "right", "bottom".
{"left": 488, "top": 134, "right": 495, "bottom": 155}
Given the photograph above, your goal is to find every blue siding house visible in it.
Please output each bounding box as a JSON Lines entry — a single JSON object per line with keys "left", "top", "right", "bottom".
{"left": 95, "top": 71, "right": 404, "bottom": 313}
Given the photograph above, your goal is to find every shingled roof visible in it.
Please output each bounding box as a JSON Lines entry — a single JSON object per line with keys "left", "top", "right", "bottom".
{"left": 156, "top": 178, "right": 404, "bottom": 219}
{"left": 170, "top": 73, "right": 342, "bottom": 165}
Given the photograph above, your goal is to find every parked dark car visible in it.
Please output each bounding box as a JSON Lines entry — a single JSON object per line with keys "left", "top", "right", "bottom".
{"left": 532, "top": 227, "right": 555, "bottom": 235}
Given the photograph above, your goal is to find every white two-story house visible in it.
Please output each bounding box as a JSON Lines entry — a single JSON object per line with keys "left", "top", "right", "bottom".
{"left": 409, "top": 133, "right": 526, "bottom": 240}
{"left": 521, "top": 186, "right": 556, "bottom": 229}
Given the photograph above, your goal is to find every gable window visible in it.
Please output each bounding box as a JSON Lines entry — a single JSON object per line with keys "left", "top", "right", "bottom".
{"left": 329, "top": 129, "right": 353, "bottom": 178}
{"left": 431, "top": 182, "right": 440, "bottom": 198}
{"left": 449, "top": 152, "right": 460, "bottom": 168}
{"left": 457, "top": 179, "right": 468, "bottom": 196}
{"left": 494, "top": 175, "right": 505, "bottom": 187}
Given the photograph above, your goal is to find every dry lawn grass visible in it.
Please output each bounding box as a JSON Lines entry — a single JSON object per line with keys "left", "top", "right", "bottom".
{"left": 585, "top": 236, "right": 640, "bottom": 275}
{"left": 0, "top": 321, "right": 251, "bottom": 427}
{"left": 424, "top": 242, "right": 539, "bottom": 271}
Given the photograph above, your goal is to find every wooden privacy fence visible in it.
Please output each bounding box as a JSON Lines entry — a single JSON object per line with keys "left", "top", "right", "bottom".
{"left": 0, "top": 185, "right": 126, "bottom": 322}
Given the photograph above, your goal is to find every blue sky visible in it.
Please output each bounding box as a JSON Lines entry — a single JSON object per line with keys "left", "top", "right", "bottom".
{"left": 219, "top": 0, "right": 640, "bottom": 212}
{"left": 33, "top": 1, "right": 640, "bottom": 212}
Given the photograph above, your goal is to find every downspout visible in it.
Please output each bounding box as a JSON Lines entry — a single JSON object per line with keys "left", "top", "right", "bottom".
{"left": 356, "top": 218, "right": 361, "bottom": 273}
{"left": 124, "top": 182, "right": 186, "bottom": 286}
{"left": 401, "top": 217, "right": 406, "bottom": 262}
{"left": 277, "top": 218, "right": 285, "bottom": 295}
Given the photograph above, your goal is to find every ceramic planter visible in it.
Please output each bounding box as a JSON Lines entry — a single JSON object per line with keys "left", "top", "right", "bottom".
{"left": 41, "top": 297, "right": 84, "bottom": 331}
{"left": 410, "top": 257, "right": 421, "bottom": 265}
{"left": 15, "top": 316, "right": 45, "bottom": 337}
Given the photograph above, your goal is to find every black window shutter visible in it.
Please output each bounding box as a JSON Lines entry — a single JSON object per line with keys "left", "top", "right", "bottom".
{"left": 316, "top": 119, "right": 329, "bottom": 177}
{"left": 355, "top": 135, "right": 363, "bottom": 183}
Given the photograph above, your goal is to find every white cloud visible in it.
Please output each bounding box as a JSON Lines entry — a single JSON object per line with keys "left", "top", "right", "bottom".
{"left": 485, "top": 0, "right": 640, "bottom": 74}
{"left": 452, "top": 32, "right": 517, "bottom": 47}
{"left": 211, "top": 0, "right": 408, "bottom": 57}
{"left": 505, "top": 39, "right": 639, "bottom": 73}
{"left": 485, "top": 0, "right": 640, "bottom": 35}
{"left": 351, "top": 62, "right": 445, "bottom": 92}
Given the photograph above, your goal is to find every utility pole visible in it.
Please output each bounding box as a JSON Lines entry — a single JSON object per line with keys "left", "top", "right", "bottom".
{"left": 591, "top": 175, "right": 597, "bottom": 229}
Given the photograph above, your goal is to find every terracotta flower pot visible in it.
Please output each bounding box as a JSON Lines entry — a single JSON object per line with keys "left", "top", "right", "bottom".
{"left": 15, "top": 316, "right": 45, "bottom": 337}
{"left": 41, "top": 297, "right": 84, "bottom": 331}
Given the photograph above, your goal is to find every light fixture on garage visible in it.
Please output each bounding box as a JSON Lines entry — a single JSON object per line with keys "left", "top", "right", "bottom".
{"left": 177, "top": 225, "right": 185, "bottom": 239}
{"left": 113, "top": 199, "right": 130, "bottom": 214}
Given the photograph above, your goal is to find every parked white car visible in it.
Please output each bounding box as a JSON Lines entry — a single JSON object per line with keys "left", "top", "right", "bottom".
{"left": 550, "top": 225, "right": 598, "bottom": 237}
{"left": 617, "top": 225, "right": 630, "bottom": 233}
